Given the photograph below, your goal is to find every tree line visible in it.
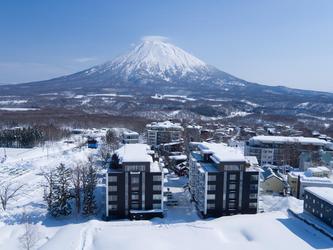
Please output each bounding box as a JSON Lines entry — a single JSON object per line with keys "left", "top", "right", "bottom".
{"left": 0, "top": 125, "right": 70, "bottom": 148}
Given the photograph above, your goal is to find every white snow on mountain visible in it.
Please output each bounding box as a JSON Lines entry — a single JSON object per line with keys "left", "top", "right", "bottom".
{"left": 83, "top": 36, "right": 214, "bottom": 82}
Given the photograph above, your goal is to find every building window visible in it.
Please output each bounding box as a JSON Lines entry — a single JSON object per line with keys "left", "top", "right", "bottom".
{"left": 153, "top": 185, "right": 161, "bottom": 191}
{"left": 153, "top": 203, "right": 161, "bottom": 209}
{"left": 207, "top": 185, "right": 216, "bottom": 191}
{"left": 224, "top": 165, "right": 240, "bottom": 171}
{"left": 153, "top": 175, "right": 162, "bottom": 182}
{"left": 131, "top": 203, "right": 140, "bottom": 209}
{"left": 109, "top": 195, "right": 117, "bottom": 201}
{"left": 249, "top": 202, "right": 257, "bottom": 208}
{"left": 109, "top": 176, "right": 117, "bottom": 182}
{"left": 250, "top": 175, "right": 258, "bottom": 181}
{"left": 320, "top": 213, "right": 323, "bottom": 218}
{"left": 207, "top": 194, "right": 215, "bottom": 200}
{"left": 250, "top": 184, "right": 258, "bottom": 191}
{"left": 208, "top": 175, "right": 216, "bottom": 181}
{"left": 207, "top": 203, "right": 215, "bottom": 209}
{"left": 109, "top": 204, "right": 117, "bottom": 211}
{"left": 131, "top": 194, "right": 139, "bottom": 200}
{"left": 312, "top": 208, "right": 315, "bottom": 213}
{"left": 313, "top": 199, "right": 315, "bottom": 204}
{"left": 126, "top": 165, "right": 146, "bottom": 172}
{"left": 229, "top": 174, "right": 236, "bottom": 181}
{"left": 249, "top": 193, "right": 257, "bottom": 199}
{"left": 131, "top": 185, "right": 139, "bottom": 191}
{"left": 305, "top": 203, "right": 308, "bottom": 208}
{"left": 321, "top": 204, "right": 324, "bottom": 209}
{"left": 229, "top": 201, "right": 236, "bottom": 208}
{"left": 109, "top": 186, "right": 117, "bottom": 192}
{"left": 229, "top": 193, "right": 236, "bottom": 199}
{"left": 131, "top": 176, "right": 140, "bottom": 184}
{"left": 305, "top": 194, "right": 308, "bottom": 199}
{"left": 153, "top": 194, "right": 161, "bottom": 200}
{"left": 229, "top": 184, "right": 236, "bottom": 190}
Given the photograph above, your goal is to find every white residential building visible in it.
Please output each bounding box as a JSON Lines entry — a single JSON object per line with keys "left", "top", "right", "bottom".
{"left": 146, "top": 121, "right": 183, "bottom": 146}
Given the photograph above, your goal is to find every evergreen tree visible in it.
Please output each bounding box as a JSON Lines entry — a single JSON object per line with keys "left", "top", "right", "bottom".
{"left": 82, "top": 160, "right": 97, "bottom": 215}
{"left": 50, "top": 163, "right": 72, "bottom": 217}
{"left": 111, "top": 153, "right": 120, "bottom": 169}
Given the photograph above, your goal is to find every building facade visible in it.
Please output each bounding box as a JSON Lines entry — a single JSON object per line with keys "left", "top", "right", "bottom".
{"left": 122, "top": 131, "right": 139, "bottom": 144}
{"left": 146, "top": 121, "right": 183, "bottom": 146}
{"left": 189, "top": 142, "right": 259, "bottom": 217}
{"left": 106, "top": 144, "right": 163, "bottom": 219}
{"left": 304, "top": 187, "right": 333, "bottom": 227}
{"left": 287, "top": 171, "right": 333, "bottom": 199}
{"left": 245, "top": 136, "right": 331, "bottom": 167}
{"left": 260, "top": 167, "right": 288, "bottom": 194}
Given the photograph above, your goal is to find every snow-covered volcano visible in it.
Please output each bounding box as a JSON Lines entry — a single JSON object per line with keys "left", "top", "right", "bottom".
{"left": 78, "top": 36, "right": 237, "bottom": 84}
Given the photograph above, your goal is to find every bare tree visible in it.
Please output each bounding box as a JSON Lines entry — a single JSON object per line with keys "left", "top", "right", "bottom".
{"left": 99, "top": 142, "right": 111, "bottom": 162}
{"left": 19, "top": 211, "right": 40, "bottom": 250}
{"left": 0, "top": 181, "right": 24, "bottom": 210}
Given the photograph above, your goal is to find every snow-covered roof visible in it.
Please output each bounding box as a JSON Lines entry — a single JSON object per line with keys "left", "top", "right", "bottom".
{"left": 245, "top": 156, "right": 259, "bottom": 166}
{"left": 116, "top": 144, "right": 153, "bottom": 163}
{"left": 249, "top": 136, "right": 329, "bottom": 146}
{"left": 317, "top": 166, "right": 331, "bottom": 172}
{"left": 198, "top": 142, "right": 246, "bottom": 163}
{"left": 123, "top": 131, "right": 139, "bottom": 136}
{"left": 186, "top": 125, "right": 202, "bottom": 129}
{"left": 146, "top": 121, "right": 183, "bottom": 130}
{"left": 290, "top": 170, "right": 333, "bottom": 183}
{"left": 306, "top": 167, "right": 324, "bottom": 174}
{"left": 305, "top": 187, "right": 333, "bottom": 206}
{"left": 150, "top": 161, "right": 161, "bottom": 172}
{"left": 169, "top": 155, "right": 187, "bottom": 161}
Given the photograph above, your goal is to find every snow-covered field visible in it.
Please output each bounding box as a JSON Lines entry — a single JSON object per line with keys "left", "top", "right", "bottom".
{"left": 0, "top": 137, "right": 332, "bottom": 250}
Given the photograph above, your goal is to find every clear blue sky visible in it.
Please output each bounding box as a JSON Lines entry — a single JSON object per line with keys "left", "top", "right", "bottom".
{"left": 0, "top": 0, "right": 332, "bottom": 92}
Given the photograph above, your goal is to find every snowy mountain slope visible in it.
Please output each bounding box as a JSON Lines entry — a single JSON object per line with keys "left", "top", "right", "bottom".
{"left": 68, "top": 35, "right": 238, "bottom": 86}
{"left": 0, "top": 36, "right": 332, "bottom": 120}
{"left": 89, "top": 36, "right": 210, "bottom": 81}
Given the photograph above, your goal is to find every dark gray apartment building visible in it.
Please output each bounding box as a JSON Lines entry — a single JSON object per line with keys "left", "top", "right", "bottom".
{"left": 106, "top": 144, "right": 164, "bottom": 219}
{"left": 189, "top": 142, "right": 259, "bottom": 217}
{"left": 304, "top": 187, "right": 333, "bottom": 227}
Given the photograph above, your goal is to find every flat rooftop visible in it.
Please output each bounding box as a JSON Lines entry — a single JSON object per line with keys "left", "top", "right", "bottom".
{"left": 289, "top": 171, "right": 333, "bottom": 184}
{"left": 146, "top": 121, "right": 183, "bottom": 130}
{"left": 123, "top": 131, "right": 139, "bottom": 136}
{"left": 305, "top": 187, "right": 333, "bottom": 206}
{"left": 249, "top": 136, "right": 329, "bottom": 146}
{"left": 116, "top": 144, "right": 153, "bottom": 163}
{"left": 198, "top": 142, "right": 246, "bottom": 163}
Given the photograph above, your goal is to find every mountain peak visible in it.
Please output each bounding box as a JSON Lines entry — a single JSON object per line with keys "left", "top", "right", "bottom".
{"left": 82, "top": 36, "right": 213, "bottom": 82}
{"left": 111, "top": 36, "right": 209, "bottom": 77}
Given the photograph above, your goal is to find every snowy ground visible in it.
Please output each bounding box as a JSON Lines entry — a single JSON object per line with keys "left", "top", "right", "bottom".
{"left": 0, "top": 137, "right": 333, "bottom": 249}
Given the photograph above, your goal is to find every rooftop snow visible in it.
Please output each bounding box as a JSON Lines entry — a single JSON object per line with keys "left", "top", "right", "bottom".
{"left": 305, "top": 187, "right": 333, "bottom": 206}
{"left": 249, "top": 135, "right": 329, "bottom": 146}
{"left": 198, "top": 142, "right": 246, "bottom": 163}
{"left": 123, "top": 131, "right": 139, "bottom": 136}
{"left": 146, "top": 121, "right": 183, "bottom": 130}
{"left": 116, "top": 144, "right": 153, "bottom": 163}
